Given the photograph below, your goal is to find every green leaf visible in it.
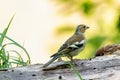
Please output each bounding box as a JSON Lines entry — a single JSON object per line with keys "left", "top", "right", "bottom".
{"left": 87, "top": 36, "right": 106, "bottom": 48}
{"left": 81, "top": 0, "right": 94, "bottom": 15}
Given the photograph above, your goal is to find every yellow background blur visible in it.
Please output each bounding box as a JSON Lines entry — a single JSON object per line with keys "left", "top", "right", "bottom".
{"left": 0, "top": 0, "right": 120, "bottom": 64}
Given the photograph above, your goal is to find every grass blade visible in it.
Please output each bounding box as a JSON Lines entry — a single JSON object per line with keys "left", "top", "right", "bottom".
{"left": 0, "top": 34, "right": 31, "bottom": 64}
{"left": 0, "top": 15, "right": 15, "bottom": 45}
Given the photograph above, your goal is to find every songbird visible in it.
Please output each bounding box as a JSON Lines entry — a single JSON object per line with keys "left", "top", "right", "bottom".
{"left": 43, "top": 24, "right": 89, "bottom": 67}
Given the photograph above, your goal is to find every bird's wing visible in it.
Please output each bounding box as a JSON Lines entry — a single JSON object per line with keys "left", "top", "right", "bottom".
{"left": 66, "top": 34, "right": 85, "bottom": 48}
{"left": 58, "top": 34, "right": 84, "bottom": 52}
{"left": 51, "top": 34, "right": 85, "bottom": 57}
{"left": 57, "top": 43, "right": 68, "bottom": 52}
{"left": 50, "top": 42, "right": 68, "bottom": 57}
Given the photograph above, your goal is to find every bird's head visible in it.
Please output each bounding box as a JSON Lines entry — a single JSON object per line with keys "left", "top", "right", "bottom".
{"left": 76, "top": 24, "right": 89, "bottom": 33}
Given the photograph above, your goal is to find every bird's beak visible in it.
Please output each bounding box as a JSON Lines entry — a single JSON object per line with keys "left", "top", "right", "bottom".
{"left": 86, "top": 26, "right": 89, "bottom": 29}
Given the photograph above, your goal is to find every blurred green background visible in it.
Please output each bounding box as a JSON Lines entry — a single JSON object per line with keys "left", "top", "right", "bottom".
{"left": 0, "top": 0, "right": 120, "bottom": 64}
{"left": 49, "top": 0, "right": 120, "bottom": 59}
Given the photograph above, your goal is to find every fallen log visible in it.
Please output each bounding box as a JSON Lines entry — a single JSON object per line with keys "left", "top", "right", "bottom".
{"left": 0, "top": 51, "right": 120, "bottom": 80}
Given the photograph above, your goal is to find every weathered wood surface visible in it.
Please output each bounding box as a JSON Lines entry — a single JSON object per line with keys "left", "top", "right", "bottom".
{"left": 0, "top": 51, "right": 120, "bottom": 80}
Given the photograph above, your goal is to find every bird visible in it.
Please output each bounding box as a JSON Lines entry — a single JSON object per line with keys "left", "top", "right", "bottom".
{"left": 43, "top": 24, "right": 89, "bottom": 67}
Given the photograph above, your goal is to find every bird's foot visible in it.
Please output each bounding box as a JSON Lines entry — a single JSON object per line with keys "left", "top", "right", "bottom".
{"left": 57, "top": 57, "right": 64, "bottom": 62}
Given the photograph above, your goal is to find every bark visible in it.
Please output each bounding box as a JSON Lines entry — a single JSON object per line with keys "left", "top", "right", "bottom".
{"left": 0, "top": 51, "right": 120, "bottom": 80}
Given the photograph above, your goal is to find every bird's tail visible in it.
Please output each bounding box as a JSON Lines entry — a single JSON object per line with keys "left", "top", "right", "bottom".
{"left": 43, "top": 55, "right": 59, "bottom": 68}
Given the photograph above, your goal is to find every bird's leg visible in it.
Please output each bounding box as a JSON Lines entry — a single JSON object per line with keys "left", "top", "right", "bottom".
{"left": 57, "top": 57, "right": 63, "bottom": 62}
{"left": 70, "top": 56, "right": 73, "bottom": 62}
{"left": 68, "top": 56, "right": 74, "bottom": 64}
{"left": 67, "top": 56, "right": 73, "bottom": 62}
{"left": 68, "top": 56, "right": 78, "bottom": 66}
